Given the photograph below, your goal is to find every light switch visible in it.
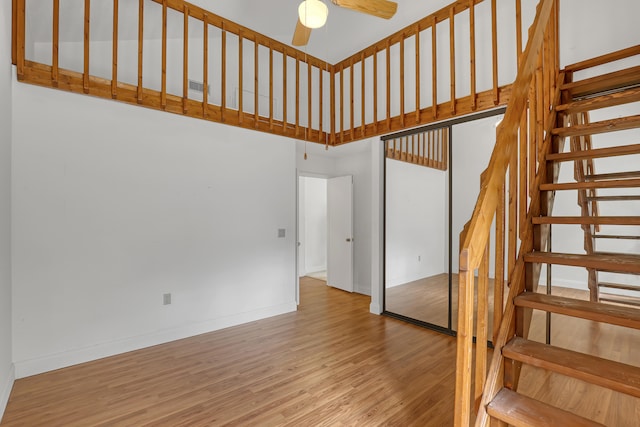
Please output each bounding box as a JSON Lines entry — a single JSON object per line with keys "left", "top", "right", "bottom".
{"left": 278, "top": 228, "right": 286, "bottom": 238}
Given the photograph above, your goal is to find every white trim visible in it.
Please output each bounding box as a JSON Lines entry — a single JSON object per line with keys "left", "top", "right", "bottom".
{"left": 0, "top": 364, "right": 15, "bottom": 421}
{"left": 14, "top": 302, "right": 296, "bottom": 379}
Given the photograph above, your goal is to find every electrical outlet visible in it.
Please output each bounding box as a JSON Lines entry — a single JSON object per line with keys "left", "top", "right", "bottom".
{"left": 163, "top": 293, "right": 172, "bottom": 305}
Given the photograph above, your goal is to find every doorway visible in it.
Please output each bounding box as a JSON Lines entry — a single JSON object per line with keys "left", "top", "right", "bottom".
{"left": 297, "top": 174, "right": 355, "bottom": 303}
{"left": 298, "top": 176, "right": 328, "bottom": 282}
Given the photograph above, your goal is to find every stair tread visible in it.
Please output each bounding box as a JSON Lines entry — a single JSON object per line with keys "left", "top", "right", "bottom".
{"left": 599, "top": 282, "right": 640, "bottom": 291}
{"left": 514, "top": 292, "right": 640, "bottom": 329}
{"left": 586, "top": 170, "right": 640, "bottom": 180}
{"left": 486, "top": 388, "right": 605, "bottom": 427}
{"left": 541, "top": 178, "right": 640, "bottom": 191}
{"left": 524, "top": 252, "right": 640, "bottom": 275}
{"left": 586, "top": 195, "right": 640, "bottom": 202}
{"left": 546, "top": 143, "right": 640, "bottom": 162}
{"left": 556, "top": 87, "right": 640, "bottom": 114}
{"left": 531, "top": 216, "right": 640, "bottom": 225}
{"left": 503, "top": 337, "right": 640, "bottom": 398}
{"left": 600, "top": 294, "right": 640, "bottom": 307}
{"left": 561, "top": 65, "right": 640, "bottom": 98}
{"left": 594, "top": 234, "right": 640, "bottom": 240}
{"left": 551, "top": 115, "right": 640, "bottom": 138}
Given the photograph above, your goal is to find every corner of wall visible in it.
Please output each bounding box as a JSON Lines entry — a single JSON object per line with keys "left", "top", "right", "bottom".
{"left": 0, "top": 363, "right": 15, "bottom": 422}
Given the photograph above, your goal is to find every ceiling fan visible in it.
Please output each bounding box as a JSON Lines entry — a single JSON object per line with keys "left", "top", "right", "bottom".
{"left": 292, "top": 0, "right": 398, "bottom": 46}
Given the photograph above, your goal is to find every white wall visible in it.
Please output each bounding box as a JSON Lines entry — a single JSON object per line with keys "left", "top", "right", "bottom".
{"left": 11, "top": 83, "right": 297, "bottom": 378}
{"left": 0, "top": 0, "right": 14, "bottom": 419}
{"left": 385, "top": 159, "right": 447, "bottom": 287}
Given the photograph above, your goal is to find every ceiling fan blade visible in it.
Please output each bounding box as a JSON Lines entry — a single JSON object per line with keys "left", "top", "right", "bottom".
{"left": 292, "top": 19, "right": 312, "bottom": 46}
{"left": 332, "top": 0, "right": 397, "bottom": 19}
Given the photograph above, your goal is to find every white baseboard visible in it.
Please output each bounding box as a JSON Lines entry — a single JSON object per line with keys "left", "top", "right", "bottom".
{"left": 14, "top": 302, "right": 297, "bottom": 379}
{"left": 355, "top": 283, "right": 371, "bottom": 296}
{"left": 0, "top": 364, "right": 15, "bottom": 422}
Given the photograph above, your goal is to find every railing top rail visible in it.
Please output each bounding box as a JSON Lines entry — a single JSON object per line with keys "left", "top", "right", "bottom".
{"left": 458, "top": 0, "right": 555, "bottom": 271}
{"left": 564, "top": 44, "right": 640, "bottom": 73}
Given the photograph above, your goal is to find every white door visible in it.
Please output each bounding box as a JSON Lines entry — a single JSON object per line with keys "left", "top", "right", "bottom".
{"left": 327, "top": 175, "right": 354, "bottom": 292}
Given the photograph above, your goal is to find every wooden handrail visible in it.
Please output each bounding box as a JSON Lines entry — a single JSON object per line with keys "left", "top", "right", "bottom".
{"left": 564, "top": 44, "right": 640, "bottom": 73}
{"left": 453, "top": 0, "right": 558, "bottom": 426}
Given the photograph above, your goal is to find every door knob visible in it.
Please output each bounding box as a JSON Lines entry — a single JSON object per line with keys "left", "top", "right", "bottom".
{"left": 346, "top": 238, "right": 353, "bottom": 242}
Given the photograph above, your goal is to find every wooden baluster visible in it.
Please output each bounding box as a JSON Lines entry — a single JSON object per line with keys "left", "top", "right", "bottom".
{"left": 508, "top": 146, "right": 517, "bottom": 279}
{"left": 11, "top": 0, "right": 17, "bottom": 66}
{"left": 238, "top": 31, "right": 243, "bottom": 124}
{"left": 454, "top": 269, "right": 475, "bottom": 427}
{"left": 443, "top": 127, "right": 449, "bottom": 170}
{"left": 182, "top": 5, "right": 188, "bottom": 113}
{"left": 516, "top": 0, "right": 523, "bottom": 63}
{"left": 295, "top": 57, "right": 299, "bottom": 136}
{"left": 469, "top": 0, "right": 476, "bottom": 110}
{"left": 529, "top": 81, "right": 537, "bottom": 197}
{"left": 112, "top": 0, "right": 118, "bottom": 98}
{"left": 221, "top": 25, "right": 226, "bottom": 121}
{"left": 269, "top": 44, "right": 273, "bottom": 131}
{"left": 415, "top": 24, "right": 420, "bottom": 124}
{"left": 161, "top": 0, "right": 167, "bottom": 109}
{"left": 386, "top": 39, "right": 391, "bottom": 130}
{"left": 340, "top": 66, "right": 344, "bottom": 143}
{"left": 308, "top": 62, "right": 312, "bottom": 137}
{"left": 449, "top": 7, "right": 455, "bottom": 115}
{"left": 319, "top": 66, "right": 323, "bottom": 141}
{"left": 329, "top": 64, "right": 335, "bottom": 144}
{"left": 137, "top": 0, "right": 143, "bottom": 102}
{"left": 361, "top": 52, "right": 365, "bottom": 137}
{"left": 203, "top": 15, "right": 209, "bottom": 118}
{"left": 474, "top": 242, "right": 490, "bottom": 412}
{"left": 519, "top": 107, "right": 527, "bottom": 236}
{"left": 84, "top": 0, "right": 90, "bottom": 93}
{"left": 52, "top": 0, "right": 59, "bottom": 86}
{"left": 431, "top": 16, "right": 437, "bottom": 119}
{"left": 400, "top": 34, "right": 405, "bottom": 127}
{"left": 350, "top": 59, "right": 354, "bottom": 141}
{"left": 373, "top": 49, "right": 378, "bottom": 133}
{"left": 16, "top": 0, "right": 25, "bottom": 79}
{"left": 495, "top": 179, "right": 506, "bottom": 344}
{"left": 491, "top": 0, "right": 499, "bottom": 104}
{"left": 283, "top": 50, "right": 287, "bottom": 132}
{"left": 254, "top": 39, "right": 259, "bottom": 127}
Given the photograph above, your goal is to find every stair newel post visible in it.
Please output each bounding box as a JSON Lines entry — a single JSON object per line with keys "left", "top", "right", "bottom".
{"left": 454, "top": 249, "right": 477, "bottom": 427}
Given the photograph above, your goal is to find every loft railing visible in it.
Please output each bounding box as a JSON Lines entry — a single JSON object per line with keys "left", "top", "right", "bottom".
{"left": 13, "top": 0, "right": 332, "bottom": 143}
{"left": 12, "top": 0, "right": 539, "bottom": 146}
{"left": 385, "top": 127, "right": 449, "bottom": 171}
{"left": 452, "top": 0, "right": 560, "bottom": 425}
{"left": 332, "top": 0, "right": 534, "bottom": 145}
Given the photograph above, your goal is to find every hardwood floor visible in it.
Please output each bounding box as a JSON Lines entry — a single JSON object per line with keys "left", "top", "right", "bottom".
{"left": 3, "top": 278, "right": 638, "bottom": 426}
{"left": 1, "top": 277, "right": 459, "bottom": 426}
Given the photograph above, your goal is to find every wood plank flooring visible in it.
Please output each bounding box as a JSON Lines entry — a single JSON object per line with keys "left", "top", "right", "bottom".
{"left": 1, "top": 277, "right": 459, "bottom": 426}
{"left": 2, "top": 278, "right": 639, "bottom": 426}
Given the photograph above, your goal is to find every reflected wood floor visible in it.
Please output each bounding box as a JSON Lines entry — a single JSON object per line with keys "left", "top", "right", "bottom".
{"left": 1, "top": 277, "right": 459, "bottom": 426}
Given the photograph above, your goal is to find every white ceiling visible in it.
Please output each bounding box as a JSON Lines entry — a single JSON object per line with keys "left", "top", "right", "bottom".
{"left": 170, "top": 0, "right": 453, "bottom": 63}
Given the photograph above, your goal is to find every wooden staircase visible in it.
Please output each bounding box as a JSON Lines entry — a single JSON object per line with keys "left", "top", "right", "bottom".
{"left": 480, "top": 48, "right": 640, "bottom": 426}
